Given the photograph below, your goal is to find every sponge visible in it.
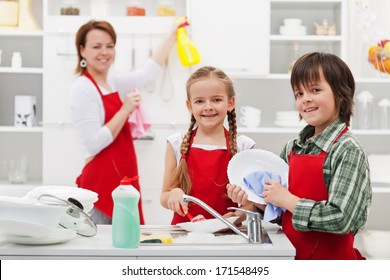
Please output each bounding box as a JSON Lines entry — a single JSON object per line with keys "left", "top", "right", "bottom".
{"left": 140, "top": 233, "right": 173, "bottom": 244}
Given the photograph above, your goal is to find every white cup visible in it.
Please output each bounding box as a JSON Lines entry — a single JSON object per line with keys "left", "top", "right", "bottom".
{"left": 240, "top": 115, "right": 261, "bottom": 128}
{"left": 240, "top": 106, "right": 261, "bottom": 116}
{"left": 240, "top": 106, "right": 261, "bottom": 128}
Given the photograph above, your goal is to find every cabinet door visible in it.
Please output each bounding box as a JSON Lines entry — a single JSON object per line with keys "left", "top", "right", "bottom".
{"left": 188, "top": 0, "right": 269, "bottom": 75}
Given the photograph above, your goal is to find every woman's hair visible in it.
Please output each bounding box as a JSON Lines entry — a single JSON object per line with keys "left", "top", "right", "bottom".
{"left": 173, "top": 66, "right": 238, "bottom": 194}
{"left": 290, "top": 52, "right": 355, "bottom": 126}
{"left": 74, "top": 20, "right": 117, "bottom": 75}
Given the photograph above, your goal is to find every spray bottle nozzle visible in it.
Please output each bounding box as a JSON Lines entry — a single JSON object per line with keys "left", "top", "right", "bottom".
{"left": 175, "top": 16, "right": 189, "bottom": 28}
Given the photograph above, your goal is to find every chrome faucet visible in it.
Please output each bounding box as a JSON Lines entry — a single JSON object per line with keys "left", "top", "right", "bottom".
{"left": 182, "top": 194, "right": 264, "bottom": 243}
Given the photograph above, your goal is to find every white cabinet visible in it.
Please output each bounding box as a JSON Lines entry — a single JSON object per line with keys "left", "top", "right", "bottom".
{"left": 0, "top": 0, "right": 44, "bottom": 185}
{"left": 269, "top": 0, "right": 347, "bottom": 75}
{"left": 189, "top": 0, "right": 269, "bottom": 76}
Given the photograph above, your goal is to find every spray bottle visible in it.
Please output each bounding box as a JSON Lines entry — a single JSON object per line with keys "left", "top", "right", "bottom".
{"left": 175, "top": 16, "right": 201, "bottom": 66}
{"left": 112, "top": 176, "right": 140, "bottom": 248}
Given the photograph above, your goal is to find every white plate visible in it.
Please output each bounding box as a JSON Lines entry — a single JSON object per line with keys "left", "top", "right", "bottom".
{"left": 227, "top": 149, "right": 289, "bottom": 204}
{"left": 0, "top": 218, "right": 59, "bottom": 238}
{"left": 3, "top": 228, "right": 76, "bottom": 245}
{"left": 177, "top": 216, "right": 239, "bottom": 233}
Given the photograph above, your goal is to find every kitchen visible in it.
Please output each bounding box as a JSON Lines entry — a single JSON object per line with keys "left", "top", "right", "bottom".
{"left": 0, "top": 0, "right": 389, "bottom": 262}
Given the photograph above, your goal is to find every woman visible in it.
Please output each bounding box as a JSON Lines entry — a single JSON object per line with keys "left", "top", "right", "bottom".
{"left": 70, "top": 19, "right": 182, "bottom": 224}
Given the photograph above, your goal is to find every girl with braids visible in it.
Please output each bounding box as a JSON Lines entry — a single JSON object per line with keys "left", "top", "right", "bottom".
{"left": 160, "top": 66, "right": 255, "bottom": 225}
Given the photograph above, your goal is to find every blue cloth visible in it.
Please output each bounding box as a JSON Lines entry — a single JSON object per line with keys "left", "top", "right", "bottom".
{"left": 243, "top": 171, "right": 286, "bottom": 224}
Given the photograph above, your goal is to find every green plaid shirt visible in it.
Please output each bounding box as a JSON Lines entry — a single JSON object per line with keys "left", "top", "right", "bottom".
{"left": 280, "top": 119, "right": 372, "bottom": 235}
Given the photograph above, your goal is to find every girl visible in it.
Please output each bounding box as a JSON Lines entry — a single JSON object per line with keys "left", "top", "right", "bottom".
{"left": 228, "top": 52, "right": 372, "bottom": 260}
{"left": 161, "top": 66, "right": 255, "bottom": 224}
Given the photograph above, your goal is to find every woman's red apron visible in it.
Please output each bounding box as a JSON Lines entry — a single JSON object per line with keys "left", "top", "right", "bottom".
{"left": 171, "top": 128, "right": 238, "bottom": 225}
{"left": 76, "top": 72, "right": 144, "bottom": 224}
{"left": 282, "top": 127, "right": 364, "bottom": 259}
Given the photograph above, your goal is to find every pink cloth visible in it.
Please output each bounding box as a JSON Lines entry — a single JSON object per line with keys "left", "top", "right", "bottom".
{"left": 128, "top": 103, "right": 151, "bottom": 138}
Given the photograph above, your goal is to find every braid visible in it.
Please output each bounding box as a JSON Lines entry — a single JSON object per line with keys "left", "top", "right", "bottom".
{"left": 173, "top": 115, "right": 197, "bottom": 194}
{"left": 228, "top": 109, "right": 238, "bottom": 156}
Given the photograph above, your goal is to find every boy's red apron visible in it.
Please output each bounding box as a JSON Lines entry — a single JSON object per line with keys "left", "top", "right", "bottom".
{"left": 76, "top": 71, "right": 144, "bottom": 224}
{"left": 171, "top": 128, "right": 238, "bottom": 225}
{"left": 282, "top": 127, "right": 364, "bottom": 259}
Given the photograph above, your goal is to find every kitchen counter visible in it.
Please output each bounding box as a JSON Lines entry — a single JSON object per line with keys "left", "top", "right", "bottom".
{"left": 0, "top": 224, "right": 295, "bottom": 260}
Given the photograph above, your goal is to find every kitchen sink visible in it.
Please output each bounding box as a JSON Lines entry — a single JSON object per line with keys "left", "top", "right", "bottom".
{"left": 140, "top": 225, "right": 272, "bottom": 246}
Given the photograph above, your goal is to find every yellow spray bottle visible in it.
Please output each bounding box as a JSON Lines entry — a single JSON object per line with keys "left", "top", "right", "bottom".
{"left": 175, "top": 16, "right": 201, "bottom": 67}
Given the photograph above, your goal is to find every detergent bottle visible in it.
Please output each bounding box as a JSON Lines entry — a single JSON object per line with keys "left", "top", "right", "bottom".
{"left": 112, "top": 176, "right": 140, "bottom": 248}
{"left": 176, "top": 16, "right": 201, "bottom": 66}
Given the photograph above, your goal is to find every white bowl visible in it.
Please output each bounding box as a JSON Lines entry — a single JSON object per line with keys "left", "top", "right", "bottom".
{"left": 279, "top": 25, "right": 307, "bottom": 36}
{"left": 283, "top": 18, "right": 302, "bottom": 27}
{"left": 0, "top": 196, "right": 67, "bottom": 228}
{"left": 361, "top": 230, "right": 390, "bottom": 259}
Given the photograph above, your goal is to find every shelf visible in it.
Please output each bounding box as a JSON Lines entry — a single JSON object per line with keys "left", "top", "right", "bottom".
{"left": 270, "top": 35, "right": 342, "bottom": 41}
{"left": 237, "top": 127, "right": 390, "bottom": 135}
{"left": 0, "top": 67, "right": 43, "bottom": 74}
{"left": 0, "top": 126, "right": 43, "bottom": 133}
{"left": 0, "top": 30, "right": 43, "bottom": 37}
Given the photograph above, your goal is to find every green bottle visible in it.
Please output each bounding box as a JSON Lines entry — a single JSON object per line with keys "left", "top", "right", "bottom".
{"left": 112, "top": 176, "right": 140, "bottom": 248}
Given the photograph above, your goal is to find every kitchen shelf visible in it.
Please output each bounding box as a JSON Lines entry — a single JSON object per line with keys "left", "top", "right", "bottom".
{"left": 0, "top": 67, "right": 43, "bottom": 74}
{"left": 270, "top": 35, "right": 342, "bottom": 41}
{"left": 0, "top": 126, "right": 43, "bottom": 133}
{"left": 0, "top": 30, "right": 43, "bottom": 37}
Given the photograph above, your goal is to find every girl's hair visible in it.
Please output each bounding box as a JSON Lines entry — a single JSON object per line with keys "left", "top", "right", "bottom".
{"left": 290, "top": 52, "right": 355, "bottom": 126}
{"left": 74, "top": 20, "right": 117, "bottom": 75}
{"left": 173, "top": 66, "right": 238, "bottom": 194}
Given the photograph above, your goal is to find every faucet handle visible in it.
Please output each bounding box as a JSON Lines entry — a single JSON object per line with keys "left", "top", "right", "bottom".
{"left": 227, "top": 207, "right": 261, "bottom": 221}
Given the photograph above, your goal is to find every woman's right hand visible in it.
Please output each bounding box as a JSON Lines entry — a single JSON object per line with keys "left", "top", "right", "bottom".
{"left": 227, "top": 183, "right": 249, "bottom": 206}
{"left": 122, "top": 89, "right": 141, "bottom": 115}
{"left": 167, "top": 188, "right": 187, "bottom": 216}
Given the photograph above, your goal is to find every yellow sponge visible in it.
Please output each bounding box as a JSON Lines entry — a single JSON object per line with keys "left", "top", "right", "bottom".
{"left": 140, "top": 233, "right": 173, "bottom": 244}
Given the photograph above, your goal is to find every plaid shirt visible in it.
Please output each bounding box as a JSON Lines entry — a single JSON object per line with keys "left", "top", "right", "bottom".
{"left": 280, "top": 119, "right": 372, "bottom": 235}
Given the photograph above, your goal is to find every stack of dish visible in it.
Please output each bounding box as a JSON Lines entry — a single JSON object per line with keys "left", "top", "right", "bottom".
{"left": 274, "top": 111, "right": 307, "bottom": 128}
{"left": 279, "top": 18, "right": 307, "bottom": 36}
{"left": 0, "top": 196, "right": 76, "bottom": 245}
{"left": 24, "top": 185, "right": 98, "bottom": 213}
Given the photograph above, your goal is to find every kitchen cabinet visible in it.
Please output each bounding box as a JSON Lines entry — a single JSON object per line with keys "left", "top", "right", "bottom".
{"left": 269, "top": 0, "right": 347, "bottom": 75}
{"left": 188, "top": 0, "right": 269, "bottom": 76}
{"left": 0, "top": 0, "right": 44, "bottom": 185}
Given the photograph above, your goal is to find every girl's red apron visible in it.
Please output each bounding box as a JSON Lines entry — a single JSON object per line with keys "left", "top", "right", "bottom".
{"left": 76, "top": 72, "right": 144, "bottom": 224}
{"left": 282, "top": 127, "right": 364, "bottom": 259}
{"left": 171, "top": 128, "right": 238, "bottom": 225}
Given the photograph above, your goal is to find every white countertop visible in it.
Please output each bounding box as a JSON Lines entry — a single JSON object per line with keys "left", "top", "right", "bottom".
{"left": 0, "top": 224, "right": 295, "bottom": 260}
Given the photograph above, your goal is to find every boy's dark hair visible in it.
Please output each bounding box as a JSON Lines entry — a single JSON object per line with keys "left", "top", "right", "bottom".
{"left": 290, "top": 52, "right": 355, "bottom": 126}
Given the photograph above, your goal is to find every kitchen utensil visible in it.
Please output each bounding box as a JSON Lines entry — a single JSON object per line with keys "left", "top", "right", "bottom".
{"left": 25, "top": 185, "right": 98, "bottom": 212}
{"left": 3, "top": 228, "right": 76, "bottom": 245}
{"left": 356, "top": 91, "right": 374, "bottom": 129}
{"left": 227, "top": 149, "right": 289, "bottom": 204}
{"left": 177, "top": 216, "right": 239, "bottom": 233}
{"left": 0, "top": 218, "right": 60, "bottom": 238}
{"left": 378, "top": 98, "right": 390, "bottom": 129}
{"left": 0, "top": 196, "right": 67, "bottom": 228}
{"left": 38, "top": 194, "right": 97, "bottom": 237}
{"left": 185, "top": 211, "right": 206, "bottom": 223}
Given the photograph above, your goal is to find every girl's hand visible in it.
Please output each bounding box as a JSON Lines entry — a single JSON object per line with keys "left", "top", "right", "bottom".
{"left": 227, "top": 183, "right": 249, "bottom": 206}
{"left": 167, "top": 188, "right": 187, "bottom": 216}
{"left": 122, "top": 89, "right": 141, "bottom": 115}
